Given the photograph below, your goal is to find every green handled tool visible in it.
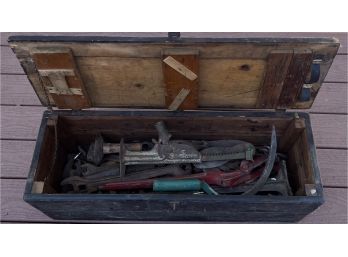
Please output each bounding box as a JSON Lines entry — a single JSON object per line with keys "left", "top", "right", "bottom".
{"left": 153, "top": 179, "right": 219, "bottom": 195}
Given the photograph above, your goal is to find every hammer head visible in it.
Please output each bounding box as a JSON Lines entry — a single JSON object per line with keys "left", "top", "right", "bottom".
{"left": 87, "top": 134, "right": 104, "bottom": 165}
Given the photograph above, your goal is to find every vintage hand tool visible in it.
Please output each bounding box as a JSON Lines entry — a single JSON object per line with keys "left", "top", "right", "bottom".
{"left": 213, "top": 160, "right": 292, "bottom": 196}
{"left": 87, "top": 134, "right": 152, "bottom": 165}
{"left": 61, "top": 164, "right": 190, "bottom": 193}
{"left": 120, "top": 121, "right": 255, "bottom": 170}
{"left": 241, "top": 125, "right": 277, "bottom": 195}
{"left": 120, "top": 121, "right": 201, "bottom": 166}
{"left": 98, "top": 153, "right": 270, "bottom": 191}
{"left": 98, "top": 165, "right": 263, "bottom": 191}
{"left": 153, "top": 179, "right": 219, "bottom": 195}
{"left": 99, "top": 126, "right": 277, "bottom": 192}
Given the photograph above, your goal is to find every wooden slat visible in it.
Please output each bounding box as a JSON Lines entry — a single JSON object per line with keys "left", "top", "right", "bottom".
{"left": 310, "top": 83, "right": 347, "bottom": 114}
{"left": 182, "top": 32, "right": 347, "bottom": 54}
{"left": 256, "top": 50, "right": 293, "bottom": 108}
{"left": 311, "top": 114, "right": 348, "bottom": 148}
{"left": 3, "top": 46, "right": 345, "bottom": 82}
{"left": 0, "top": 106, "right": 44, "bottom": 140}
{"left": 277, "top": 50, "right": 313, "bottom": 108}
{"left": 299, "top": 188, "right": 348, "bottom": 223}
{"left": 317, "top": 149, "right": 348, "bottom": 187}
{"left": 0, "top": 74, "right": 41, "bottom": 105}
{"left": 0, "top": 140, "right": 35, "bottom": 178}
{"left": 1, "top": 73, "right": 346, "bottom": 114}
{"left": 1, "top": 178, "right": 346, "bottom": 223}
{"left": 163, "top": 53, "right": 199, "bottom": 110}
{"left": 32, "top": 48, "right": 91, "bottom": 109}
{"left": 1, "top": 32, "right": 168, "bottom": 46}
{"left": 3, "top": 32, "right": 347, "bottom": 54}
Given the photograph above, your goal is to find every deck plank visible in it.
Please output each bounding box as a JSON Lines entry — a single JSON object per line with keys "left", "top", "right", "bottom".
{"left": 2, "top": 32, "right": 347, "bottom": 54}
{"left": 0, "top": 140, "right": 35, "bottom": 178}
{"left": 310, "top": 83, "right": 347, "bottom": 114}
{"left": 0, "top": 106, "right": 45, "bottom": 140}
{"left": 310, "top": 114, "right": 348, "bottom": 149}
{"left": 325, "top": 55, "right": 348, "bottom": 82}
{"left": 299, "top": 188, "right": 348, "bottom": 224}
{"left": 1, "top": 179, "right": 346, "bottom": 223}
{"left": 1, "top": 74, "right": 41, "bottom": 106}
{"left": 317, "top": 149, "right": 348, "bottom": 187}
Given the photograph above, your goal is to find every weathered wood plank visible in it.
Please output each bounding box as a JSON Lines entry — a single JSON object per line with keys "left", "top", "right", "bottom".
{"left": 299, "top": 187, "right": 347, "bottom": 223}
{"left": 1, "top": 32, "right": 168, "bottom": 46}
{"left": 256, "top": 50, "right": 293, "bottom": 108}
{"left": 277, "top": 50, "right": 313, "bottom": 108}
{"left": 0, "top": 74, "right": 41, "bottom": 105}
{"left": 0, "top": 106, "right": 45, "bottom": 139}
{"left": 1, "top": 46, "right": 23, "bottom": 74}
{"left": 311, "top": 114, "right": 348, "bottom": 149}
{"left": 2, "top": 45, "right": 345, "bottom": 83}
{"left": 1, "top": 179, "right": 52, "bottom": 222}
{"left": 310, "top": 83, "right": 347, "bottom": 114}
{"left": 163, "top": 53, "right": 199, "bottom": 110}
{"left": 2, "top": 32, "right": 347, "bottom": 54}
{"left": 1, "top": 178, "right": 346, "bottom": 223}
{"left": 317, "top": 149, "right": 348, "bottom": 187}
{"left": 182, "top": 32, "right": 347, "bottom": 54}
{"left": 1, "top": 72, "right": 346, "bottom": 114}
{"left": 32, "top": 48, "right": 91, "bottom": 109}
{"left": 0, "top": 140, "right": 35, "bottom": 178}
{"left": 325, "top": 55, "right": 348, "bottom": 82}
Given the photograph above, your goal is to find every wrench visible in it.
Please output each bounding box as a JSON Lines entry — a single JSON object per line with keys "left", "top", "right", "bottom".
{"left": 60, "top": 164, "right": 190, "bottom": 193}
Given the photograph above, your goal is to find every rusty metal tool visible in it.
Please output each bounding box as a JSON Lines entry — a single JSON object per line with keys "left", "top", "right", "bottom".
{"left": 120, "top": 121, "right": 255, "bottom": 168}
{"left": 213, "top": 160, "right": 293, "bottom": 196}
{"left": 119, "top": 121, "right": 201, "bottom": 168}
{"left": 99, "top": 127, "right": 276, "bottom": 192}
{"left": 98, "top": 165, "right": 263, "bottom": 191}
{"left": 61, "top": 164, "right": 190, "bottom": 193}
{"left": 241, "top": 125, "right": 277, "bottom": 195}
{"left": 98, "top": 152, "right": 270, "bottom": 192}
{"left": 87, "top": 134, "right": 152, "bottom": 165}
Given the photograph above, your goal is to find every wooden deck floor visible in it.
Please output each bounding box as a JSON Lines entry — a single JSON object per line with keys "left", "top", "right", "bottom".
{"left": 1, "top": 32, "right": 347, "bottom": 223}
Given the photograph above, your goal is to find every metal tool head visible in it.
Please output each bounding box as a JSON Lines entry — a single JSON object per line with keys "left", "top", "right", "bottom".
{"left": 87, "top": 134, "right": 104, "bottom": 165}
{"left": 242, "top": 126, "right": 277, "bottom": 195}
{"left": 155, "top": 121, "right": 172, "bottom": 144}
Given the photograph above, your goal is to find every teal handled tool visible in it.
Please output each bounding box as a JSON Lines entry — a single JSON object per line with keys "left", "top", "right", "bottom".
{"left": 153, "top": 179, "right": 219, "bottom": 195}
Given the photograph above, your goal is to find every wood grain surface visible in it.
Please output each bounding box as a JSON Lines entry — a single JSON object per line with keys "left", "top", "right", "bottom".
{"left": 2, "top": 32, "right": 347, "bottom": 54}
{"left": 1, "top": 179, "right": 346, "bottom": 223}
{"left": 0, "top": 32, "right": 347, "bottom": 223}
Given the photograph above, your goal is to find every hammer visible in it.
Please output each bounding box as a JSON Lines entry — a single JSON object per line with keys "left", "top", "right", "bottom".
{"left": 87, "top": 134, "right": 152, "bottom": 165}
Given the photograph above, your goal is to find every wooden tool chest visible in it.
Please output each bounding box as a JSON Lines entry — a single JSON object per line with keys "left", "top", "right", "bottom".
{"left": 8, "top": 33, "right": 340, "bottom": 222}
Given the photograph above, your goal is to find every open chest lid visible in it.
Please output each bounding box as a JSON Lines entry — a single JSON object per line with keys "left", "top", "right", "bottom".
{"left": 9, "top": 33, "right": 340, "bottom": 110}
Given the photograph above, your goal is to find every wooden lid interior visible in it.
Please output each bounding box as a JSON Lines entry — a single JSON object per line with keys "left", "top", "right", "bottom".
{"left": 9, "top": 35, "right": 339, "bottom": 110}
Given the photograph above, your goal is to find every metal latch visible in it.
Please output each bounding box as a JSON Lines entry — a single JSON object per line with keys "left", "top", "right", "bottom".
{"left": 38, "top": 69, "right": 83, "bottom": 95}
